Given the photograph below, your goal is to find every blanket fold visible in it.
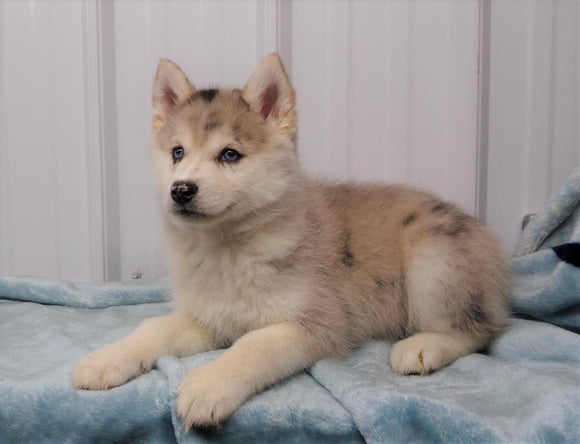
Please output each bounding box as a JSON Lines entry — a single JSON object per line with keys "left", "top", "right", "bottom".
{"left": 510, "top": 166, "right": 580, "bottom": 332}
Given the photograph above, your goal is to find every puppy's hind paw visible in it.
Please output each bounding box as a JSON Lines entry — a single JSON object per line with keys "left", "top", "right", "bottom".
{"left": 390, "top": 332, "right": 475, "bottom": 375}
{"left": 390, "top": 335, "right": 444, "bottom": 375}
{"left": 391, "top": 345, "right": 434, "bottom": 375}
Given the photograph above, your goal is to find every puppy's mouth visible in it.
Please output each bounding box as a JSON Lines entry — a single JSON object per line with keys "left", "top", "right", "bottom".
{"left": 172, "top": 205, "right": 209, "bottom": 219}
{"left": 170, "top": 203, "right": 235, "bottom": 222}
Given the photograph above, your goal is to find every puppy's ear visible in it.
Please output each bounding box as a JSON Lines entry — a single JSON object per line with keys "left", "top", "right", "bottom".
{"left": 152, "top": 59, "right": 195, "bottom": 129}
{"left": 242, "top": 54, "right": 296, "bottom": 138}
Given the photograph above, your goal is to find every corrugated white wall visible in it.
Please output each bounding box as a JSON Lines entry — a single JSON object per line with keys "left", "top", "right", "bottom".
{"left": 1, "top": 0, "right": 577, "bottom": 283}
{"left": 291, "top": 0, "right": 480, "bottom": 211}
{"left": 0, "top": 0, "right": 267, "bottom": 282}
{"left": 0, "top": 1, "right": 93, "bottom": 281}
{"left": 485, "top": 0, "right": 580, "bottom": 250}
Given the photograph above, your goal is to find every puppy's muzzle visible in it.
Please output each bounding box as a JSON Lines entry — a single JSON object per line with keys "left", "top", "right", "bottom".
{"left": 171, "top": 181, "right": 198, "bottom": 205}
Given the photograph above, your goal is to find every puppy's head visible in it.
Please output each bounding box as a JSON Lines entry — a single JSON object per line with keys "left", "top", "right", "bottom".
{"left": 150, "top": 54, "right": 298, "bottom": 227}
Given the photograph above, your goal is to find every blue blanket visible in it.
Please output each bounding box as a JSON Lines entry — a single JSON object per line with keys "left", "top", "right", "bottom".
{"left": 1, "top": 168, "right": 579, "bottom": 443}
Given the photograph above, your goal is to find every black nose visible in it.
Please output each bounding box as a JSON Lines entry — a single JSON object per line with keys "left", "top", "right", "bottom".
{"left": 171, "top": 181, "right": 198, "bottom": 204}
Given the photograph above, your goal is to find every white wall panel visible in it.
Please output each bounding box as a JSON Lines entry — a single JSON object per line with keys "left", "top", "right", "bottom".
{"left": 486, "top": 0, "right": 579, "bottom": 251}
{"left": 4, "top": 0, "right": 574, "bottom": 282}
{"left": 0, "top": 0, "right": 92, "bottom": 281}
{"left": 291, "top": 0, "right": 480, "bottom": 213}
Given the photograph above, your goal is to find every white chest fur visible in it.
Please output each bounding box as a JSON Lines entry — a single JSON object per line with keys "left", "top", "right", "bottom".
{"left": 167, "top": 225, "right": 307, "bottom": 345}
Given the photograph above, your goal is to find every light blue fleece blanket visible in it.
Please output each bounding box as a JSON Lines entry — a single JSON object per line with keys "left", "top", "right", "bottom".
{"left": 1, "top": 169, "right": 579, "bottom": 443}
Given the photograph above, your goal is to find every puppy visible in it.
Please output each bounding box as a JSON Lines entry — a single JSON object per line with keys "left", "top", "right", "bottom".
{"left": 73, "top": 54, "right": 510, "bottom": 430}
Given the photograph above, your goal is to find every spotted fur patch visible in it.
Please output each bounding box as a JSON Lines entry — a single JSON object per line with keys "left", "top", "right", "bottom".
{"left": 341, "top": 231, "right": 355, "bottom": 267}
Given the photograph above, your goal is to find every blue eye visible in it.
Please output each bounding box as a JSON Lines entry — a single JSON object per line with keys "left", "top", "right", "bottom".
{"left": 220, "top": 148, "right": 242, "bottom": 163}
{"left": 172, "top": 146, "right": 184, "bottom": 162}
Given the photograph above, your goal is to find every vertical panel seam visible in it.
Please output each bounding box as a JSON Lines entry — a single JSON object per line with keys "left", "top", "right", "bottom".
{"left": 547, "top": 1, "right": 557, "bottom": 195}
{"left": 405, "top": 2, "right": 414, "bottom": 182}
{"left": 346, "top": 0, "right": 353, "bottom": 179}
{"left": 324, "top": 1, "right": 331, "bottom": 173}
{"left": 0, "top": 0, "right": 6, "bottom": 271}
{"left": 82, "top": 0, "right": 106, "bottom": 282}
{"left": 48, "top": 3, "right": 61, "bottom": 277}
{"left": 521, "top": 1, "right": 534, "bottom": 213}
{"left": 476, "top": 0, "right": 491, "bottom": 221}
{"left": 256, "top": 0, "right": 278, "bottom": 60}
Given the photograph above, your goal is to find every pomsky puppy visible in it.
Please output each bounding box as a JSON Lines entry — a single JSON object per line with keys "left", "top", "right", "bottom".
{"left": 73, "top": 54, "right": 510, "bottom": 430}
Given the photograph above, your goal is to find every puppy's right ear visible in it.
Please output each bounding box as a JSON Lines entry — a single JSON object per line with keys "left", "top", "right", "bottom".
{"left": 152, "top": 59, "right": 195, "bottom": 129}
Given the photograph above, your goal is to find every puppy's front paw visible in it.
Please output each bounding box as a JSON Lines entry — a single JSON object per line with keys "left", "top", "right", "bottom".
{"left": 73, "top": 343, "right": 148, "bottom": 390}
{"left": 177, "top": 364, "right": 246, "bottom": 430}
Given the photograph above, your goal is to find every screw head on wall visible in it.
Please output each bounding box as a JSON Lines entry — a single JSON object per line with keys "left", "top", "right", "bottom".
{"left": 131, "top": 270, "right": 142, "bottom": 279}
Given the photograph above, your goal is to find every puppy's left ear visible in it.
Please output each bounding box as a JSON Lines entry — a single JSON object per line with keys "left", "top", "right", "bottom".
{"left": 242, "top": 54, "right": 296, "bottom": 138}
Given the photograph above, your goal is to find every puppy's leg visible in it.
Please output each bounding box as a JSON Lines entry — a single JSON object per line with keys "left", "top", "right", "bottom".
{"left": 391, "top": 240, "right": 503, "bottom": 375}
{"left": 73, "top": 312, "right": 215, "bottom": 390}
{"left": 176, "top": 322, "right": 333, "bottom": 429}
